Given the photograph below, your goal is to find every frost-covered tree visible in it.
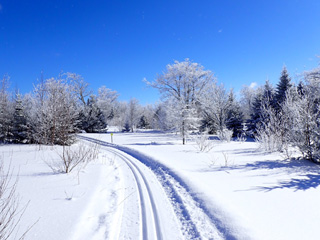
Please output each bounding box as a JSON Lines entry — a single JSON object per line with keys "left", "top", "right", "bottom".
{"left": 66, "top": 72, "right": 92, "bottom": 105}
{"left": 96, "top": 86, "right": 118, "bottom": 124}
{"left": 33, "top": 78, "right": 79, "bottom": 145}
{"left": 0, "top": 75, "right": 13, "bottom": 143}
{"left": 147, "top": 59, "right": 213, "bottom": 144}
{"left": 240, "top": 84, "right": 259, "bottom": 123}
{"left": 226, "top": 90, "right": 244, "bottom": 137}
{"left": 285, "top": 67, "right": 320, "bottom": 162}
{"left": 153, "top": 103, "right": 172, "bottom": 130}
{"left": 139, "top": 105, "right": 155, "bottom": 129}
{"left": 249, "top": 80, "right": 275, "bottom": 134}
{"left": 12, "top": 93, "right": 29, "bottom": 143}
{"left": 201, "top": 82, "right": 231, "bottom": 134}
{"left": 126, "top": 98, "right": 142, "bottom": 132}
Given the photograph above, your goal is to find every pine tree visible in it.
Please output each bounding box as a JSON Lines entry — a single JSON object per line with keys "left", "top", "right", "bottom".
{"left": 274, "top": 66, "right": 292, "bottom": 112}
{"left": 0, "top": 75, "right": 13, "bottom": 143}
{"left": 226, "top": 90, "right": 244, "bottom": 137}
{"left": 80, "top": 95, "right": 106, "bottom": 133}
{"left": 12, "top": 93, "right": 29, "bottom": 143}
{"left": 249, "top": 80, "right": 275, "bottom": 134}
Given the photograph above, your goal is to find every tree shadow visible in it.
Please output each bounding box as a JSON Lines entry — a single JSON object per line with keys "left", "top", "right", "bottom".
{"left": 208, "top": 158, "right": 320, "bottom": 175}
{"left": 255, "top": 173, "right": 320, "bottom": 192}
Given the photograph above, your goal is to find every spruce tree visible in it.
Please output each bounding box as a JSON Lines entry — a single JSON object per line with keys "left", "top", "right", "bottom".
{"left": 226, "top": 90, "right": 244, "bottom": 137}
{"left": 249, "top": 80, "right": 275, "bottom": 134}
{"left": 0, "top": 75, "right": 13, "bottom": 143}
{"left": 12, "top": 93, "right": 29, "bottom": 143}
{"left": 80, "top": 95, "right": 106, "bottom": 133}
{"left": 274, "top": 66, "right": 292, "bottom": 112}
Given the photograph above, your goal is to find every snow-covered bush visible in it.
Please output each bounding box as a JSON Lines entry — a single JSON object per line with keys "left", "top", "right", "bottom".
{"left": 255, "top": 122, "right": 282, "bottom": 152}
{"left": 217, "top": 128, "right": 233, "bottom": 142}
{"left": 236, "top": 132, "right": 246, "bottom": 143}
{"left": 46, "top": 142, "right": 100, "bottom": 173}
{"left": 193, "top": 131, "right": 215, "bottom": 152}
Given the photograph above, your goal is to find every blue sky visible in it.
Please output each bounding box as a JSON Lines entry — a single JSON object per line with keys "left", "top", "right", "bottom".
{"left": 1, "top": 0, "right": 320, "bottom": 104}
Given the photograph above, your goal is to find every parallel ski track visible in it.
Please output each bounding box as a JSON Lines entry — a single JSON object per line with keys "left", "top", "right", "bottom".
{"left": 79, "top": 135, "right": 236, "bottom": 240}
{"left": 107, "top": 147, "right": 163, "bottom": 240}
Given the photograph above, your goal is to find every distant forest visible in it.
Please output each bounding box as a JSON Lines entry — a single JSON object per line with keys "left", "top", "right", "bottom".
{"left": 1, "top": 59, "right": 320, "bottom": 162}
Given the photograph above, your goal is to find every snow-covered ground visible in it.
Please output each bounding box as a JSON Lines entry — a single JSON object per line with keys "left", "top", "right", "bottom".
{"left": 2, "top": 130, "right": 320, "bottom": 239}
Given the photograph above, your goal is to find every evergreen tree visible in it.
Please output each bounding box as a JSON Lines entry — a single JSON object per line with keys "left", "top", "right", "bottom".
{"left": 0, "top": 75, "right": 13, "bottom": 143}
{"left": 80, "top": 95, "right": 106, "bottom": 133}
{"left": 249, "top": 80, "right": 275, "bottom": 134}
{"left": 274, "top": 66, "right": 292, "bottom": 112}
{"left": 226, "top": 90, "right": 244, "bottom": 137}
{"left": 12, "top": 93, "right": 29, "bottom": 143}
{"left": 137, "top": 115, "right": 150, "bottom": 129}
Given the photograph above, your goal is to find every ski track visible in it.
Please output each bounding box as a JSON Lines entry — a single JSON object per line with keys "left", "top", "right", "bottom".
{"left": 107, "top": 147, "right": 163, "bottom": 240}
{"left": 79, "top": 135, "right": 233, "bottom": 240}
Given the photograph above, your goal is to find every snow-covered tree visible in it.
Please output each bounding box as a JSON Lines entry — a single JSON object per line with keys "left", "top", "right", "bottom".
{"left": 153, "top": 103, "right": 172, "bottom": 130}
{"left": 96, "top": 86, "right": 118, "bottom": 124}
{"left": 66, "top": 72, "right": 92, "bottom": 105}
{"left": 80, "top": 95, "right": 106, "bottom": 133}
{"left": 0, "top": 75, "right": 13, "bottom": 143}
{"left": 33, "top": 78, "right": 79, "bottom": 145}
{"left": 226, "top": 90, "right": 244, "bottom": 137}
{"left": 12, "top": 93, "right": 29, "bottom": 143}
{"left": 147, "top": 59, "right": 213, "bottom": 144}
{"left": 274, "top": 66, "right": 292, "bottom": 113}
{"left": 285, "top": 67, "right": 320, "bottom": 162}
{"left": 126, "top": 98, "right": 142, "bottom": 132}
{"left": 139, "top": 105, "right": 155, "bottom": 129}
{"left": 249, "top": 80, "right": 275, "bottom": 135}
{"left": 240, "top": 84, "right": 259, "bottom": 122}
{"left": 201, "top": 82, "right": 231, "bottom": 134}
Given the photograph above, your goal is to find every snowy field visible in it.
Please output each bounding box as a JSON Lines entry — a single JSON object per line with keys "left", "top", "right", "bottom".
{"left": 2, "top": 130, "right": 320, "bottom": 239}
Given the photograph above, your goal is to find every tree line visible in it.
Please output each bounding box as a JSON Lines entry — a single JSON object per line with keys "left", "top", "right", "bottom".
{"left": 1, "top": 59, "right": 320, "bottom": 161}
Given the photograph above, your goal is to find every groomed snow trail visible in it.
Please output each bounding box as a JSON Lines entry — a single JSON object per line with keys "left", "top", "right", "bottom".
{"left": 107, "top": 147, "right": 164, "bottom": 240}
{"left": 79, "top": 136, "right": 226, "bottom": 240}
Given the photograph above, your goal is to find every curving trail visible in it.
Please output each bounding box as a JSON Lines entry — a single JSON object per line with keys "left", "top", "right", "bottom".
{"left": 107, "top": 147, "right": 164, "bottom": 240}
{"left": 79, "top": 136, "right": 226, "bottom": 240}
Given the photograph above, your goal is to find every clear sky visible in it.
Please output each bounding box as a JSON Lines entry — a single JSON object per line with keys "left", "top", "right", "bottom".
{"left": 1, "top": 0, "right": 320, "bottom": 104}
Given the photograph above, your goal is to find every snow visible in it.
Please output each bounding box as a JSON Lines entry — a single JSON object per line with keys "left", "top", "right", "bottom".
{"left": 2, "top": 130, "right": 320, "bottom": 239}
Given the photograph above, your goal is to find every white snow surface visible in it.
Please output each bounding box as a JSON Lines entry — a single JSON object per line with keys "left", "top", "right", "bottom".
{"left": 1, "top": 130, "right": 320, "bottom": 239}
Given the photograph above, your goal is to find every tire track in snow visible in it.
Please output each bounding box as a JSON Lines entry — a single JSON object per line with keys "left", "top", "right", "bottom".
{"left": 79, "top": 136, "right": 233, "bottom": 239}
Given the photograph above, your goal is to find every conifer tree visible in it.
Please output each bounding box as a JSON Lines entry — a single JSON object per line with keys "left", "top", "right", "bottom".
{"left": 12, "top": 93, "right": 29, "bottom": 143}
{"left": 80, "top": 95, "right": 106, "bottom": 133}
{"left": 0, "top": 75, "right": 13, "bottom": 143}
{"left": 274, "top": 66, "right": 292, "bottom": 112}
{"left": 226, "top": 90, "right": 244, "bottom": 137}
{"left": 249, "top": 80, "right": 275, "bottom": 134}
